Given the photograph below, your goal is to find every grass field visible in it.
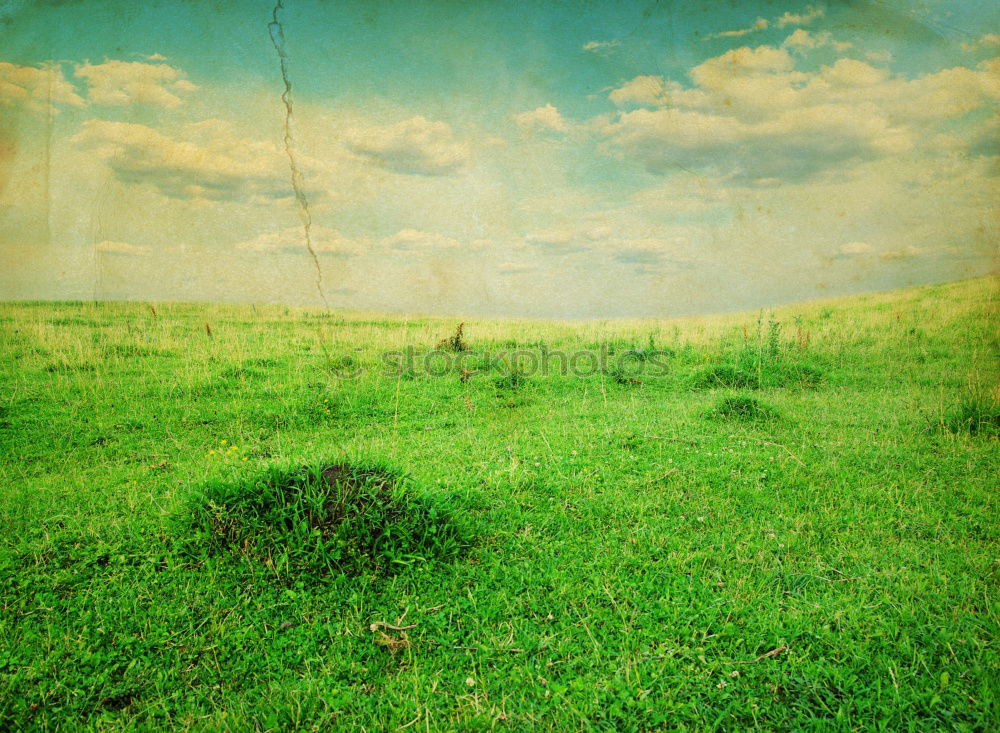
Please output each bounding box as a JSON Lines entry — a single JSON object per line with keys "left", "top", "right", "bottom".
{"left": 1, "top": 277, "right": 998, "bottom": 730}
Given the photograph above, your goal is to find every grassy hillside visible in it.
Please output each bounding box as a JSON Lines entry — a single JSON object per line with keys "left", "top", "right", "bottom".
{"left": 1, "top": 277, "right": 998, "bottom": 730}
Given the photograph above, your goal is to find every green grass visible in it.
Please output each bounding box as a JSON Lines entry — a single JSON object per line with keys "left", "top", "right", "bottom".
{"left": 0, "top": 277, "right": 998, "bottom": 730}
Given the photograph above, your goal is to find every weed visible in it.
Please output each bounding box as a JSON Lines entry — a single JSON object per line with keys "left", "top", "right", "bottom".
{"left": 796, "top": 325, "right": 811, "bottom": 350}
{"left": 767, "top": 318, "right": 782, "bottom": 359}
{"left": 436, "top": 322, "right": 468, "bottom": 352}
{"left": 607, "top": 366, "right": 643, "bottom": 386}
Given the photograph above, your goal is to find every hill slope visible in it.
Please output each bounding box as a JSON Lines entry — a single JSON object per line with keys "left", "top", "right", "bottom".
{"left": 1, "top": 278, "right": 997, "bottom": 730}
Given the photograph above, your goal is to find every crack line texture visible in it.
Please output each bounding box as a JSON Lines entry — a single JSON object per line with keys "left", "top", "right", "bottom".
{"left": 268, "top": 0, "right": 329, "bottom": 308}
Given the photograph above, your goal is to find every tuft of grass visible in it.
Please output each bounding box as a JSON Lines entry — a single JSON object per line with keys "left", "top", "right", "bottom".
{"left": 691, "top": 356, "right": 824, "bottom": 390}
{"left": 692, "top": 318, "right": 824, "bottom": 390}
{"left": 691, "top": 363, "right": 760, "bottom": 389}
{"left": 944, "top": 382, "right": 999, "bottom": 437}
{"left": 707, "top": 394, "right": 780, "bottom": 421}
{"left": 102, "top": 343, "right": 170, "bottom": 359}
{"left": 325, "top": 353, "right": 361, "bottom": 377}
{"left": 43, "top": 360, "right": 97, "bottom": 373}
{"left": 218, "top": 365, "right": 267, "bottom": 381}
{"left": 493, "top": 370, "right": 530, "bottom": 391}
{"left": 173, "top": 460, "right": 467, "bottom": 579}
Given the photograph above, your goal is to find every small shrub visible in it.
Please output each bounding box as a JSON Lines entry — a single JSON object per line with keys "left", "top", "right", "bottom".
{"left": 607, "top": 366, "right": 642, "bottom": 386}
{"left": 708, "top": 394, "right": 780, "bottom": 421}
{"left": 173, "top": 460, "right": 467, "bottom": 578}
{"left": 436, "top": 323, "right": 468, "bottom": 352}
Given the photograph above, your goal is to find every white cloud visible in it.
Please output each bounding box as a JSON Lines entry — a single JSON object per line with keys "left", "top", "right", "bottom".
{"left": 632, "top": 179, "right": 730, "bottom": 214}
{"left": 343, "top": 115, "right": 470, "bottom": 176}
{"left": 783, "top": 29, "right": 853, "bottom": 53}
{"left": 684, "top": 45, "right": 805, "bottom": 113}
{"left": 75, "top": 60, "right": 197, "bottom": 108}
{"left": 966, "top": 112, "right": 999, "bottom": 156}
{"left": 603, "top": 103, "right": 911, "bottom": 181}
{"left": 715, "top": 154, "right": 996, "bottom": 274}
{"left": 706, "top": 5, "right": 823, "bottom": 42}
{"left": 498, "top": 260, "right": 533, "bottom": 275}
{"left": 835, "top": 241, "right": 874, "bottom": 257}
{"left": 706, "top": 17, "right": 769, "bottom": 41}
{"left": 603, "top": 44, "right": 998, "bottom": 182}
{"left": 880, "top": 245, "right": 926, "bottom": 261}
{"left": 235, "top": 226, "right": 366, "bottom": 256}
{"left": 584, "top": 226, "right": 612, "bottom": 241}
{"left": 0, "top": 61, "right": 85, "bottom": 114}
{"left": 961, "top": 33, "right": 1000, "bottom": 52}
{"left": 693, "top": 44, "right": 796, "bottom": 79}
{"left": 514, "top": 104, "right": 570, "bottom": 133}
{"left": 521, "top": 220, "right": 699, "bottom": 270}
{"left": 865, "top": 49, "right": 893, "bottom": 64}
{"left": 776, "top": 5, "right": 825, "bottom": 28}
{"left": 95, "top": 240, "right": 149, "bottom": 256}
{"left": 524, "top": 229, "right": 579, "bottom": 252}
{"left": 72, "top": 118, "right": 317, "bottom": 202}
{"left": 819, "top": 57, "right": 890, "bottom": 86}
{"left": 607, "top": 237, "right": 693, "bottom": 268}
{"left": 381, "top": 228, "right": 462, "bottom": 252}
{"left": 609, "top": 76, "right": 667, "bottom": 107}
{"left": 871, "top": 62, "right": 1000, "bottom": 122}
{"left": 583, "top": 40, "right": 620, "bottom": 54}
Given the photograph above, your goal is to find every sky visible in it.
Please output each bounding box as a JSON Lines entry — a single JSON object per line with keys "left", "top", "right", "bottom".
{"left": 0, "top": 0, "right": 997, "bottom": 317}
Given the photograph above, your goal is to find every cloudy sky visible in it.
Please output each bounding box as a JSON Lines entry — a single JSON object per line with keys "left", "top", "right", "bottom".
{"left": 1, "top": 0, "right": 997, "bottom": 317}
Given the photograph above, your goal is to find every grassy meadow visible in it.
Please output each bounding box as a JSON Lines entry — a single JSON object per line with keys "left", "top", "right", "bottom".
{"left": 1, "top": 277, "right": 998, "bottom": 730}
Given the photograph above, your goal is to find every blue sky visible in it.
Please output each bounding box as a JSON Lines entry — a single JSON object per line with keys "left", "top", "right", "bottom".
{"left": 1, "top": 0, "right": 997, "bottom": 316}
